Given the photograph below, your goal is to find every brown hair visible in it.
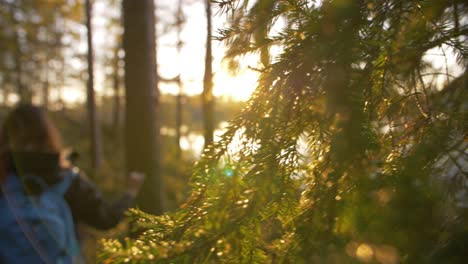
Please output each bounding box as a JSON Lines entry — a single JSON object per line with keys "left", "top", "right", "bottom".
{"left": 0, "top": 104, "right": 63, "bottom": 183}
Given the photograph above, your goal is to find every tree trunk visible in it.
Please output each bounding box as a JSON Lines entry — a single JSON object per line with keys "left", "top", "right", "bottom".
{"left": 9, "top": 4, "right": 31, "bottom": 103}
{"left": 13, "top": 45, "right": 28, "bottom": 103}
{"left": 2, "top": 72, "right": 11, "bottom": 107}
{"left": 123, "top": 0, "right": 165, "bottom": 214}
{"left": 175, "top": 0, "right": 184, "bottom": 160}
{"left": 112, "top": 45, "right": 121, "bottom": 141}
{"left": 42, "top": 63, "right": 49, "bottom": 109}
{"left": 58, "top": 54, "right": 66, "bottom": 111}
{"left": 85, "top": 0, "right": 103, "bottom": 171}
{"left": 202, "top": 0, "right": 214, "bottom": 148}
{"left": 176, "top": 78, "right": 183, "bottom": 159}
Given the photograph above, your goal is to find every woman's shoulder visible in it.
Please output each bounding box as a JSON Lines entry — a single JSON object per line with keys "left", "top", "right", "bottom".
{"left": 1, "top": 174, "right": 24, "bottom": 195}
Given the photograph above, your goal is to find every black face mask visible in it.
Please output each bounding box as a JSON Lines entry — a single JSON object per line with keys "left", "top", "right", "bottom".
{"left": 8, "top": 151, "right": 61, "bottom": 195}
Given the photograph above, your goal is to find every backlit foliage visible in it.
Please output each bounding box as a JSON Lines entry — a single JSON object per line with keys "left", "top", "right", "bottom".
{"left": 100, "top": 0, "right": 467, "bottom": 263}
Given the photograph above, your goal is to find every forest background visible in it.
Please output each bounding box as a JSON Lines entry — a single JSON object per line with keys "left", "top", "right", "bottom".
{"left": 0, "top": 0, "right": 467, "bottom": 263}
{"left": 0, "top": 0, "right": 243, "bottom": 261}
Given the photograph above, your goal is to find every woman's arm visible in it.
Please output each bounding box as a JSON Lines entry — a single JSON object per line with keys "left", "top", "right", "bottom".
{"left": 64, "top": 170, "right": 144, "bottom": 230}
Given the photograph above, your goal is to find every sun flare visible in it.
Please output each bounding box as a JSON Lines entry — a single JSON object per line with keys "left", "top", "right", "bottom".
{"left": 213, "top": 69, "right": 258, "bottom": 102}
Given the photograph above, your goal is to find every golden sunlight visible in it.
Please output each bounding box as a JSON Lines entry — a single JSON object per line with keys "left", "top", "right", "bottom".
{"left": 63, "top": 89, "right": 85, "bottom": 104}
{"left": 213, "top": 69, "right": 258, "bottom": 102}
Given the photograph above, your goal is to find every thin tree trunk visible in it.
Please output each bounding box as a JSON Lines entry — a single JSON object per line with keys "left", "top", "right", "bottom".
{"left": 452, "top": 0, "right": 459, "bottom": 33}
{"left": 9, "top": 4, "right": 31, "bottom": 103}
{"left": 43, "top": 62, "right": 49, "bottom": 109}
{"left": 2, "top": 73, "right": 11, "bottom": 107}
{"left": 175, "top": 0, "right": 184, "bottom": 160}
{"left": 13, "top": 44, "right": 27, "bottom": 102}
{"left": 58, "top": 13, "right": 66, "bottom": 111}
{"left": 42, "top": 42, "right": 50, "bottom": 109}
{"left": 202, "top": 0, "right": 214, "bottom": 148}
{"left": 112, "top": 45, "right": 121, "bottom": 140}
{"left": 58, "top": 53, "right": 66, "bottom": 111}
{"left": 176, "top": 78, "right": 182, "bottom": 159}
{"left": 123, "top": 0, "right": 165, "bottom": 214}
{"left": 85, "top": 0, "right": 103, "bottom": 171}
{"left": 2, "top": 88, "right": 9, "bottom": 107}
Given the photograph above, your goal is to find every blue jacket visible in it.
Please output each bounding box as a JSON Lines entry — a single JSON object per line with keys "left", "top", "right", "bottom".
{"left": 0, "top": 172, "right": 81, "bottom": 264}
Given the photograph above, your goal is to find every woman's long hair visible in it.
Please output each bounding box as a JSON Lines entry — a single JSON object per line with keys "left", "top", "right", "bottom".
{"left": 0, "top": 104, "right": 63, "bottom": 184}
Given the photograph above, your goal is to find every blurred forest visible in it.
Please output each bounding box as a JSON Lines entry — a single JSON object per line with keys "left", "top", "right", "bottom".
{"left": 0, "top": 0, "right": 242, "bottom": 204}
{"left": 0, "top": 0, "right": 243, "bottom": 261}
{"left": 1, "top": 0, "right": 468, "bottom": 263}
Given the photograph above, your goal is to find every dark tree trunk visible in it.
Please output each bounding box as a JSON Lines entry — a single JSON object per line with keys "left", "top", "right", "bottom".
{"left": 175, "top": 0, "right": 184, "bottom": 160}
{"left": 58, "top": 39, "right": 66, "bottom": 111}
{"left": 123, "top": 0, "right": 165, "bottom": 214}
{"left": 112, "top": 45, "right": 121, "bottom": 141}
{"left": 202, "top": 0, "right": 214, "bottom": 148}
{"left": 42, "top": 63, "right": 49, "bottom": 109}
{"left": 175, "top": 79, "right": 182, "bottom": 159}
{"left": 9, "top": 4, "right": 31, "bottom": 103}
{"left": 13, "top": 46, "right": 28, "bottom": 103}
{"left": 85, "top": 0, "right": 103, "bottom": 171}
{"left": 2, "top": 75, "right": 9, "bottom": 107}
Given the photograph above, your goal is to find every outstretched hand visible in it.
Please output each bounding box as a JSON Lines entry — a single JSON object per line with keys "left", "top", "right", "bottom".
{"left": 126, "top": 171, "right": 145, "bottom": 197}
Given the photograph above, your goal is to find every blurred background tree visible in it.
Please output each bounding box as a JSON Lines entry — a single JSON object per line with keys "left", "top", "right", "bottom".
{"left": 122, "top": 0, "right": 165, "bottom": 215}
{"left": 100, "top": 0, "right": 467, "bottom": 263}
{"left": 0, "top": 0, "right": 82, "bottom": 105}
{"left": 0, "top": 0, "right": 246, "bottom": 261}
{"left": 202, "top": 0, "right": 214, "bottom": 148}
{"left": 85, "top": 0, "right": 103, "bottom": 172}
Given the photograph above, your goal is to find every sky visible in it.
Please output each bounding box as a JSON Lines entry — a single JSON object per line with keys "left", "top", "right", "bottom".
{"left": 59, "top": 0, "right": 259, "bottom": 105}
{"left": 155, "top": 0, "right": 259, "bottom": 101}
{"left": 57, "top": 0, "right": 463, "bottom": 105}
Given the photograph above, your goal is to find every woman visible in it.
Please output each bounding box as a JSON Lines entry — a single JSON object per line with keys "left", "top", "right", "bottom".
{"left": 0, "top": 104, "right": 144, "bottom": 263}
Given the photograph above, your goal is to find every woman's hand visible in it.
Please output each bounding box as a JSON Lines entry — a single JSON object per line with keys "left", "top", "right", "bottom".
{"left": 59, "top": 150, "right": 72, "bottom": 169}
{"left": 126, "top": 171, "right": 145, "bottom": 197}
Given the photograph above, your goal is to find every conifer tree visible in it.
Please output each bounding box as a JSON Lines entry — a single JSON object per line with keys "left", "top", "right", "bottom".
{"left": 100, "top": 1, "right": 467, "bottom": 263}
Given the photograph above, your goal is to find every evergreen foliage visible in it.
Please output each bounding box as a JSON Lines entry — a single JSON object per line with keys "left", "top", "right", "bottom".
{"left": 100, "top": 0, "right": 467, "bottom": 263}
